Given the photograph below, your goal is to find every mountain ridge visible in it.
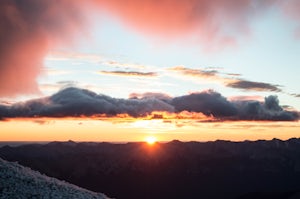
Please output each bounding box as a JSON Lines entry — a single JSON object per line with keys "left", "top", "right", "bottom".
{"left": 1, "top": 138, "right": 300, "bottom": 199}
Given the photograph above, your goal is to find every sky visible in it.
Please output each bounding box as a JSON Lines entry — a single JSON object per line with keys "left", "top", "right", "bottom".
{"left": 0, "top": 0, "right": 300, "bottom": 142}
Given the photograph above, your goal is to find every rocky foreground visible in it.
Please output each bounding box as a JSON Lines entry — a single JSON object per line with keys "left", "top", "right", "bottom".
{"left": 0, "top": 158, "right": 110, "bottom": 199}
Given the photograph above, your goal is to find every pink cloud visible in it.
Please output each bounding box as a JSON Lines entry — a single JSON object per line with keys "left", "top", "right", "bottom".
{"left": 279, "top": 0, "right": 300, "bottom": 38}
{"left": 94, "top": 0, "right": 270, "bottom": 42}
{"left": 0, "top": 0, "right": 88, "bottom": 97}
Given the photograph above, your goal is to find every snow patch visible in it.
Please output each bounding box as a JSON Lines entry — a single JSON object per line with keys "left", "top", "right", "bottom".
{"left": 0, "top": 158, "right": 110, "bottom": 199}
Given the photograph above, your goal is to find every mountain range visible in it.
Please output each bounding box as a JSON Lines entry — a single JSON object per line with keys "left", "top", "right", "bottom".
{"left": 1, "top": 138, "right": 300, "bottom": 199}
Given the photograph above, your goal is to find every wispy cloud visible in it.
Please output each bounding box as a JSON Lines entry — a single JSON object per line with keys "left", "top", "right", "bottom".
{"left": 226, "top": 80, "right": 282, "bottom": 92}
{"left": 129, "top": 92, "right": 172, "bottom": 100}
{"left": 32, "top": 119, "right": 54, "bottom": 125}
{"left": 169, "top": 66, "right": 282, "bottom": 92}
{"left": 290, "top": 93, "right": 300, "bottom": 98}
{"left": 39, "top": 81, "right": 79, "bottom": 92}
{"left": 43, "top": 67, "right": 73, "bottom": 76}
{"left": 226, "top": 73, "right": 242, "bottom": 77}
{"left": 103, "top": 61, "right": 146, "bottom": 70}
{"left": 46, "top": 51, "right": 103, "bottom": 63}
{"left": 228, "top": 95, "right": 264, "bottom": 102}
{"left": 169, "top": 66, "right": 221, "bottom": 79}
{"left": 0, "top": 87, "right": 298, "bottom": 121}
{"left": 99, "top": 70, "right": 158, "bottom": 77}
{"left": 39, "top": 82, "right": 108, "bottom": 95}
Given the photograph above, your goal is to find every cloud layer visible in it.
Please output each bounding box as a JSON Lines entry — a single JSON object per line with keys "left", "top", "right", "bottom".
{"left": 0, "top": 87, "right": 298, "bottom": 121}
{"left": 100, "top": 71, "right": 157, "bottom": 77}
{"left": 169, "top": 66, "right": 282, "bottom": 92}
{"left": 226, "top": 80, "right": 281, "bottom": 92}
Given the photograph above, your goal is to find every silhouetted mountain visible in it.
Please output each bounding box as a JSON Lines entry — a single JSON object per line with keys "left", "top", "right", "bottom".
{"left": 0, "top": 158, "right": 110, "bottom": 199}
{"left": 1, "top": 138, "right": 300, "bottom": 199}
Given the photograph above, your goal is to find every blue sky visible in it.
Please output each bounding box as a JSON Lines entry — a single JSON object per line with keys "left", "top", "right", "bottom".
{"left": 41, "top": 8, "right": 300, "bottom": 110}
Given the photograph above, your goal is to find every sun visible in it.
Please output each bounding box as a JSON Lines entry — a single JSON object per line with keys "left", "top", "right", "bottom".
{"left": 145, "top": 136, "right": 157, "bottom": 145}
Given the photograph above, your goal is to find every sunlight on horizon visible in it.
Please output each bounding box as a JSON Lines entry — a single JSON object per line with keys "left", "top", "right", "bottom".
{"left": 145, "top": 136, "right": 157, "bottom": 145}
{"left": 1, "top": 118, "right": 299, "bottom": 142}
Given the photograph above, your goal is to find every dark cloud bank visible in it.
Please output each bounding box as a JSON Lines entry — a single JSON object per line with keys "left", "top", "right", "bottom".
{"left": 0, "top": 87, "right": 298, "bottom": 121}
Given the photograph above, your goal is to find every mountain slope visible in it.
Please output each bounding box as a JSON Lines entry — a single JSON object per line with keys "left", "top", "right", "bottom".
{"left": 0, "top": 158, "right": 110, "bottom": 199}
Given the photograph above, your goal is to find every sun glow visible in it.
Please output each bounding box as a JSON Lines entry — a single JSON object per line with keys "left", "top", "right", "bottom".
{"left": 145, "top": 136, "right": 157, "bottom": 145}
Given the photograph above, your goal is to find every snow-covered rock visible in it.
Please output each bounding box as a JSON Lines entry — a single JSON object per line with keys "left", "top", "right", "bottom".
{"left": 0, "top": 158, "right": 110, "bottom": 199}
